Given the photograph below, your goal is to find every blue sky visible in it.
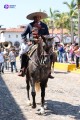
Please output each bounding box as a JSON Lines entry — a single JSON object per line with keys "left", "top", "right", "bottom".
{"left": 0, "top": 0, "right": 75, "bottom": 28}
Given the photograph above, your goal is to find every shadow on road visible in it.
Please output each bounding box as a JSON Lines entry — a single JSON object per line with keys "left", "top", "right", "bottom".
{"left": 54, "top": 71, "right": 69, "bottom": 74}
{"left": 0, "top": 75, "right": 27, "bottom": 120}
{"left": 45, "top": 100, "right": 80, "bottom": 119}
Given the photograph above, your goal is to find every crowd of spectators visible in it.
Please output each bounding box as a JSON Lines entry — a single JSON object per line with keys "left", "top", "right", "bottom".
{"left": 0, "top": 47, "right": 18, "bottom": 74}
{"left": 55, "top": 42, "right": 80, "bottom": 68}
{"left": 0, "top": 42, "right": 80, "bottom": 74}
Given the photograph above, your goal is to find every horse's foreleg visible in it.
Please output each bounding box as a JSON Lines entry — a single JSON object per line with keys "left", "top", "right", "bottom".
{"left": 38, "top": 81, "right": 47, "bottom": 114}
{"left": 31, "top": 82, "right": 36, "bottom": 108}
{"left": 40, "top": 81, "right": 47, "bottom": 107}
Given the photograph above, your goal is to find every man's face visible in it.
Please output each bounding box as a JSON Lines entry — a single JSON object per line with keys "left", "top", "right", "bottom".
{"left": 33, "top": 16, "right": 41, "bottom": 22}
{"left": 12, "top": 50, "right": 15, "bottom": 53}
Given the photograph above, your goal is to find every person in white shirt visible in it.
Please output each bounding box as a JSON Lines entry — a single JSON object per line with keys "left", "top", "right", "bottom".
{"left": 8, "top": 48, "right": 18, "bottom": 72}
{"left": 18, "top": 39, "right": 32, "bottom": 76}
{"left": 0, "top": 48, "right": 5, "bottom": 73}
{"left": 3, "top": 49, "right": 9, "bottom": 70}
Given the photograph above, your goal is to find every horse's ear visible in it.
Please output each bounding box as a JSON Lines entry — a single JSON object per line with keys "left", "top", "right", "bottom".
{"left": 47, "top": 36, "right": 55, "bottom": 41}
{"left": 42, "top": 35, "right": 55, "bottom": 40}
{"left": 41, "top": 35, "right": 46, "bottom": 42}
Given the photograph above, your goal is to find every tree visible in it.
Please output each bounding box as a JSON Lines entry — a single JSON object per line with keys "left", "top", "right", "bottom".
{"left": 48, "top": 8, "right": 61, "bottom": 36}
{"left": 54, "top": 11, "right": 69, "bottom": 42}
{"left": 63, "top": 0, "right": 77, "bottom": 43}
{"left": 76, "top": 0, "right": 80, "bottom": 46}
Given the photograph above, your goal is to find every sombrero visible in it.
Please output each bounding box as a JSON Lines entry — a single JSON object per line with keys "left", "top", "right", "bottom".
{"left": 26, "top": 12, "right": 48, "bottom": 20}
{"left": 59, "top": 42, "right": 64, "bottom": 46}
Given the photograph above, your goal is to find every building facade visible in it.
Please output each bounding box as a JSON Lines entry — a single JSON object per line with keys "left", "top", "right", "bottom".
{"left": 0, "top": 26, "right": 79, "bottom": 48}
{"left": 0, "top": 25, "right": 25, "bottom": 48}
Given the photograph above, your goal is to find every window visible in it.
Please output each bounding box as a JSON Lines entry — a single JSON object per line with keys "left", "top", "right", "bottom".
{"left": 16, "top": 35, "right": 18, "bottom": 38}
{"left": 9, "top": 35, "right": 11, "bottom": 38}
{"left": 14, "top": 41, "right": 20, "bottom": 47}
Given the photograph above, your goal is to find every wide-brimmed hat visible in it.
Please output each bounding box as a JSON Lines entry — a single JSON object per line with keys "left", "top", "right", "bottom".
{"left": 26, "top": 12, "right": 48, "bottom": 20}
{"left": 59, "top": 42, "right": 64, "bottom": 46}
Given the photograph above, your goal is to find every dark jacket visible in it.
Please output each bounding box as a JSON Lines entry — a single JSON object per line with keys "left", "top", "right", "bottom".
{"left": 21, "top": 21, "right": 49, "bottom": 39}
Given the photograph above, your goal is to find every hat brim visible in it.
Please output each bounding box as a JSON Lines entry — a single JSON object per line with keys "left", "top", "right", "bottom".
{"left": 59, "top": 43, "right": 64, "bottom": 46}
{"left": 26, "top": 12, "right": 48, "bottom": 20}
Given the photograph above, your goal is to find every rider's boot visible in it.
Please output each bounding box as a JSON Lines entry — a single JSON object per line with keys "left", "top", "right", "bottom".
{"left": 18, "top": 67, "right": 26, "bottom": 77}
{"left": 48, "top": 73, "right": 54, "bottom": 79}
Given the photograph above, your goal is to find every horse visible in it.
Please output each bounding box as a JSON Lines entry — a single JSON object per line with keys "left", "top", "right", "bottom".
{"left": 25, "top": 36, "right": 55, "bottom": 114}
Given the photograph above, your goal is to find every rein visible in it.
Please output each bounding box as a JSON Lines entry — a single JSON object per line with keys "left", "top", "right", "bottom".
{"left": 29, "top": 49, "right": 49, "bottom": 67}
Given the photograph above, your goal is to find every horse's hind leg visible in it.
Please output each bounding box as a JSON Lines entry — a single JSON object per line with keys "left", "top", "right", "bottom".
{"left": 26, "top": 74, "right": 31, "bottom": 105}
{"left": 26, "top": 77, "right": 30, "bottom": 100}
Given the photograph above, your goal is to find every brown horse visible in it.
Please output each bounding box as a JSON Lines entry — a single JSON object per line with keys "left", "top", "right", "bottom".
{"left": 25, "top": 36, "right": 55, "bottom": 114}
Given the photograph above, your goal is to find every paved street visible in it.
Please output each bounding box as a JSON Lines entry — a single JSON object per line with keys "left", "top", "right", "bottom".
{"left": 0, "top": 60, "right": 80, "bottom": 120}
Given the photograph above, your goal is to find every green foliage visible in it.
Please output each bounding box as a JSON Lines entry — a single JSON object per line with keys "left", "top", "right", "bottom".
{"left": 76, "top": 0, "right": 80, "bottom": 8}
{"left": 39, "top": 0, "right": 78, "bottom": 34}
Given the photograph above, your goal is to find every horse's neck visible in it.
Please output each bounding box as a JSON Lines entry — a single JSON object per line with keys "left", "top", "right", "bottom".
{"left": 37, "top": 39, "right": 43, "bottom": 58}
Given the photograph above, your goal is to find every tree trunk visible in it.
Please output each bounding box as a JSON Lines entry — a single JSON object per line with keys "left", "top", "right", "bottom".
{"left": 60, "top": 27, "right": 63, "bottom": 43}
{"left": 78, "top": 9, "right": 80, "bottom": 46}
{"left": 71, "top": 18, "right": 74, "bottom": 44}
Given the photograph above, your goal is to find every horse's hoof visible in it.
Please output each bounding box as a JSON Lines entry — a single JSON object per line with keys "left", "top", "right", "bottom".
{"left": 44, "top": 105, "right": 47, "bottom": 110}
{"left": 32, "top": 104, "right": 36, "bottom": 108}
{"left": 37, "top": 107, "right": 45, "bottom": 115}
{"left": 40, "top": 107, "right": 45, "bottom": 114}
{"left": 27, "top": 100, "right": 31, "bottom": 106}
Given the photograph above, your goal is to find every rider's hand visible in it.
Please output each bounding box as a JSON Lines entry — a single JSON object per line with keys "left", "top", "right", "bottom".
{"left": 27, "top": 41, "right": 32, "bottom": 46}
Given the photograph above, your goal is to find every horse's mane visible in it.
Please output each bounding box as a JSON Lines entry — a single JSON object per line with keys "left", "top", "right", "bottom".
{"left": 28, "top": 44, "right": 38, "bottom": 57}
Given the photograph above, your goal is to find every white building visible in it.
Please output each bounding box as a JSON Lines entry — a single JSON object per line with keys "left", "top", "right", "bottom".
{"left": 49, "top": 29, "right": 79, "bottom": 44}
{"left": 0, "top": 26, "right": 79, "bottom": 48}
{"left": 0, "top": 25, "right": 25, "bottom": 47}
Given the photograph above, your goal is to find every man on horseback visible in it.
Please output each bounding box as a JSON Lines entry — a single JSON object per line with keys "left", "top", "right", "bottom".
{"left": 18, "top": 11, "right": 54, "bottom": 78}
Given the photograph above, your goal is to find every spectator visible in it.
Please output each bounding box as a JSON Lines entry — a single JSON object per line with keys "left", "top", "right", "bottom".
{"left": 58, "top": 43, "right": 64, "bottom": 63}
{"left": 0, "top": 48, "right": 5, "bottom": 73}
{"left": 74, "top": 44, "right": 80, "bottom": 69}
{"left": 8, "top": 48, "right": 18, "bottom": 72}
{"left": 69, "top": 43, "right": 75, "bottom": 63}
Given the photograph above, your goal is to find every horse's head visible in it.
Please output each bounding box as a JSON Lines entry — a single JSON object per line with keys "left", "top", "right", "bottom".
{"left": 41, "top": 35, "right": 54, "bottom": 53}
{"left": 34, "top": 36, "right": 51, "bottom": 70}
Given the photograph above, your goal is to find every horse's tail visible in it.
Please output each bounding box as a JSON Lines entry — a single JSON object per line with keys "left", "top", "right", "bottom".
{"left": 35, "top": 82, "right": 47, "bottom": 92}
{"left": 35, "top": 82, "right": 40, "bottom": 92}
